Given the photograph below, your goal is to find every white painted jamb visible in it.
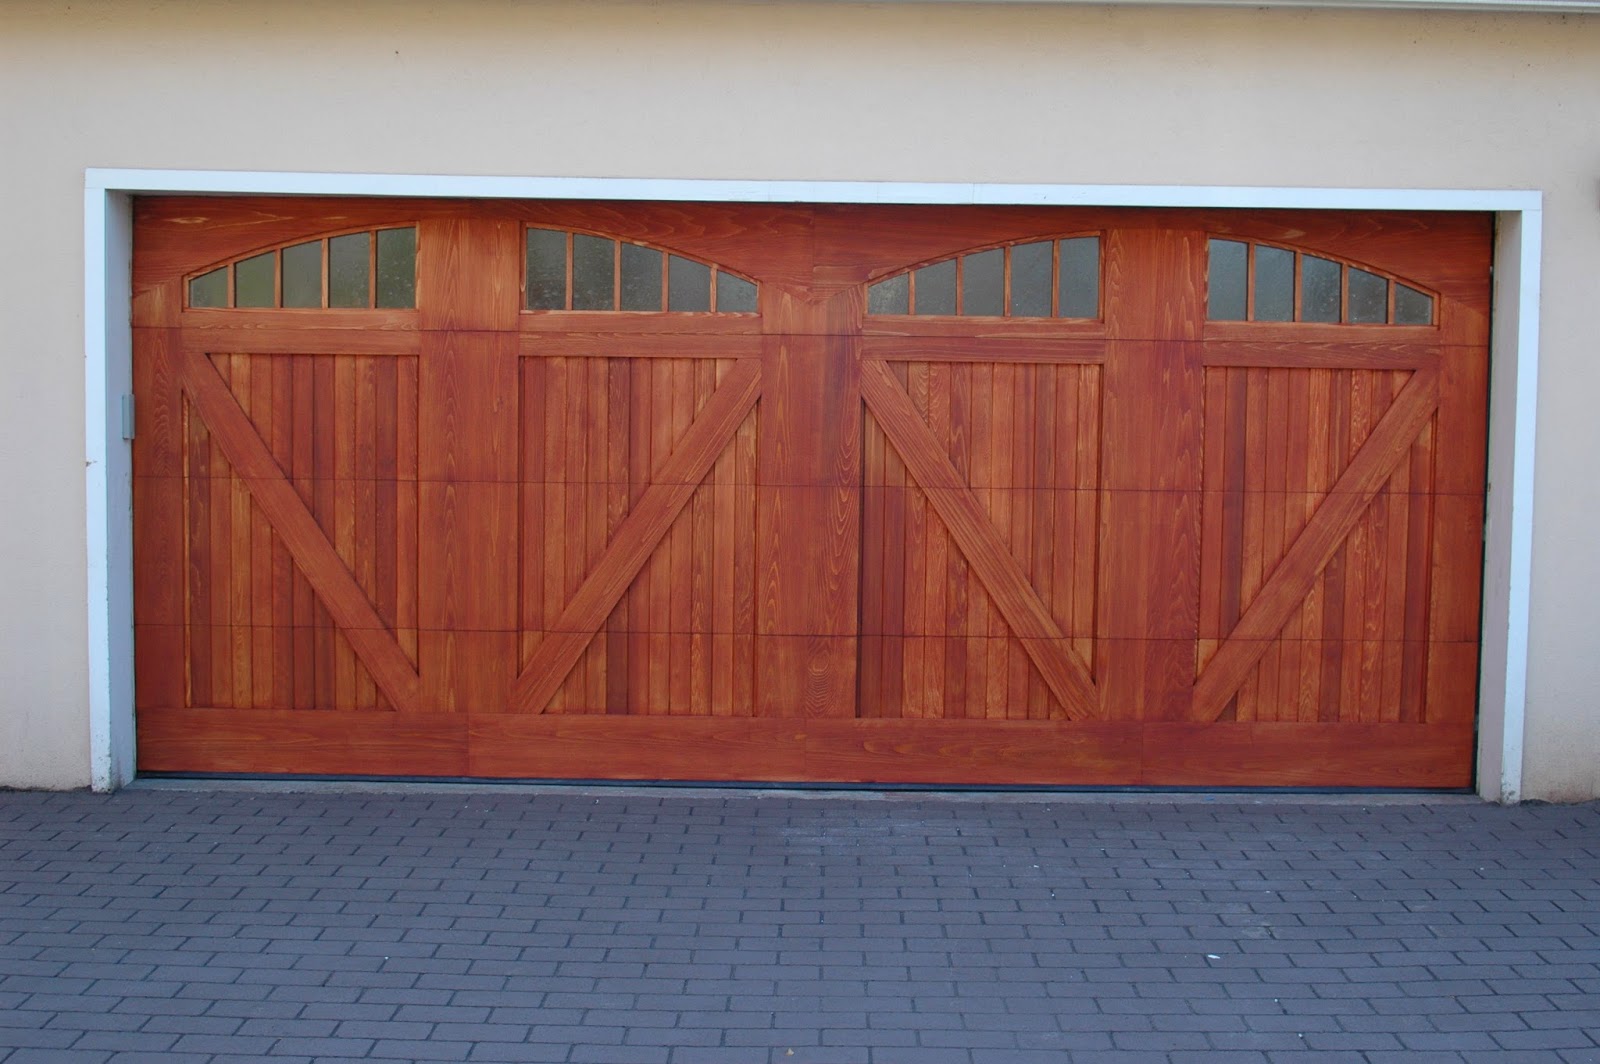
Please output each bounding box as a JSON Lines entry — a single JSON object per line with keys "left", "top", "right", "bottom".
{"left": 83, "top": 170, "right": 1541, "bottom": 799}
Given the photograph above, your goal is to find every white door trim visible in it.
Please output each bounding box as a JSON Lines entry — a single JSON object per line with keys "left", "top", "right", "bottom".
{"left": 84, "top": 169, "right": 1541, "bottom": 800}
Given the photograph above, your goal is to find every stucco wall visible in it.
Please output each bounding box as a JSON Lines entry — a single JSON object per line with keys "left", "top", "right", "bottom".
{"left": 2, "top": 0, "right": 1596, "bottom": 797}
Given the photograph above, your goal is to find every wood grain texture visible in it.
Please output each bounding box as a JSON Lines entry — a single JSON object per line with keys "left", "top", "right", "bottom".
{"left": 860, "top": 359, "right": 1098, "bottom": 721}
{"left": 509, "top": 359, "right": 761, "bottom": 712}
{"left": 1191, "top": 368, "right": 1441, "bottom": 722}
{"left": 134, "top": 200, "right": 1488, "bottom": 787}
{"left": 138, "top": 708, "right": 1470, "bottom": 788}
{"left": 178, "top": 346, "right": 423, "bottom": 711}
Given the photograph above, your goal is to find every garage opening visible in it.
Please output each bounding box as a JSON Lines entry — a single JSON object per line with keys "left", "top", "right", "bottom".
{"left": 131, "top": 199, "right": 1489, "bottom": 786}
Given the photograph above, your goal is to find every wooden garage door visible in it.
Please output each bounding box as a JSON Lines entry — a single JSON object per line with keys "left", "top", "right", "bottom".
{"left": 132, "top": 199, "right": 1489, "bottom": 786}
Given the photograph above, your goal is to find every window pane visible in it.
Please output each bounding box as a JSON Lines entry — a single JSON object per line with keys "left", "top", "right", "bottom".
{"left": 1301, "top": 256, "right": 1341, "bottom": 323}
{"left": 235, "top": 252, "right": 276, "bottom": 308}
{"left": 526, "top": 228, "right": 567, "bottom": 310}
{"left": 281, "top": 241, "right": 322, "bottom": 308}
{"left": 375, "top": 227, "right": 416, "bottom": 309}
{"left": 868, "top": 274, "right": 909, "bottom": 315}
{"left": 913, "top": 259, "right": 956, "bottom": 315}
{"left": 1253, "top": 245, "right": 1294, "bottom": 322}
{"left": 1348, "top": 268, "right": 1388, "bottom": 324}
{"left": 1207, "top": 239, "right": 1248, "bottom": 321}
{"left": 961, "top": 248, "right": 1003, "bottom": 316}
{"left": 667, "top": 255, "right": 711, "bottom": 313}
{"left": 329, "top": 233, "right": 370, "bottom": 308}
{"left": 620, "top": 243, "right": 662, "bottom": 312}
{"left": 716, "top": 271, "right": 758, "bottom": 313}
{"left": 572, "top": 235, "right": 615, "bottom": 311}
{"left": 1059, "top": 236, "right": 1100, "bottom": 318}
{"left": 1009, "top": 241, "right": 1052, "bottom": 317}
{"left": 1394, "top": 284, "right": 1433, "bottom": 326}
{"left": 189, "top": 266, "right": 229, "bottom": 308}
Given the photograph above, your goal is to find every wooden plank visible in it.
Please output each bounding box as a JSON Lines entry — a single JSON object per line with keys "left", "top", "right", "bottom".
{"left": 470, "top": 716, "right": 809, "bottom": 781}
{"left": 140, "top": 710, "right": 1472, "bottom": 784}
{"left": 1191, "top": 367, "right": 1441, "bottom": 722}
{"left": 802, "top": 719, "right": 1144, "bottom": 786}
{"left": 1202, "top": 341, "right": 1437, "bottom": 369}
{"left": 508, "top": 359, "right": 761, "bottom": 713}
{"left": 179, "top": 323, "right": 419, "bottom": 356}
{"left": 178, "top": 345, "right": 422, "bottom": 711}
{"left": 606, "top": 358, "right": 633, "bottom": 715}
{"left": 860, "top": 359, "right": 1098, "bottom": 721}
{"left": 1140, "top": 721, "right": 1473, "bottom": 788}
{"left": 137, "top": 707, "right": 467, "bottom": 776}
{"left": 862, "top": 335, "right": 1107, "bottom": 363}
{"left": 668, "top": 360, "right": 694, "bottom": 713}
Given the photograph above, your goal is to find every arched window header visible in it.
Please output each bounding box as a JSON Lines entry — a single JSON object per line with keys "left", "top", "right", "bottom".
{"left": 187, "top": 226, "right": 417, "bottom": 310}
{"left": 867, "top": 235, "right": 1101, "bottom": 319}
{"left": 524, "top": 228, "right": 758, "bottom": 314}
{"left": 1207, "top": 238, "right": 1434, "bottom": 326}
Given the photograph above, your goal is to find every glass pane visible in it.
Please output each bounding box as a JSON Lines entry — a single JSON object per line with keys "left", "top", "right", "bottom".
{"left": 868, "top": 275, "right": 909, "bottom": 315}
{"left": 1348, "top": 268, "right": 1388, "bottom": 324}
{"left": 572, "top": 235, "right": 615, "bottom": 311}
{"left": 913, "top": 259, "right": 957, "bottom": 315}
{"left": 375, "top": 227, "right": 416, "bottom": 309}
{"left": 1394, "top": 284, "right": 1433, "bottom": 326}
{"left": 716, "top": 272, "right": 758, "bottom": 313}
{"left": 329, "top": 233, "right": 370, "bottom": 308}
{"left": 961, "top": 248, "right": 1003, "bottom": 316}
{"left": 1253, "top": 245, "right": 1294, "bottom": 322}
{"left": 234, "top": 252, "right": 276, "bottom": 308}
{"left": 281, "top": 241, "right": 322, "bottom": 308}
{"left": 526, "top": 228, "right": 567, "bottom": 310}
{"left": 620, "top": 243, "right": 662, "bottom": 312}
{"left": 1059, "top": 236, "right": 1100, "bottom": 318}
{"left": 667, "top": 255, "right": 711, "bottom": 313}
{"left": 189, "top": 266, "right": 228, "bottom": 308}
{"left": 1207, "top": 239, "right": 1248, "bottom": 321}
{"left": 1009, "top": 241, "right": 1052, "bottom": 317}
{"left": 1301, "top": 256, "right": 1341, "bottom": 323}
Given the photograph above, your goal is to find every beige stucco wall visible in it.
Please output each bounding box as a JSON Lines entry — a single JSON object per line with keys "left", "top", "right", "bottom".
{"left": 2, "top": 0, "right": 1597, "bottom": 797}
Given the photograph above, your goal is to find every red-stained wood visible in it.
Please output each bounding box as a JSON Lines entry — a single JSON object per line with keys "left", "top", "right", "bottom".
{"left": 178, "top": 346, "right": 422, "bottom": 711}
{"left": 1098, "top": 228, "right": 1206, "bottom": 721}
{"left": 133, "top": 199, "right": 1489, "bottom": 786}
{"left": 1192, "top": 368, "right": 1441, "bottom": 722}
{"left": 860, "top": 359, "right": 1098, "bottom": 721}
{"left": 508, "top": 359, "right": 761, "bottom": 713}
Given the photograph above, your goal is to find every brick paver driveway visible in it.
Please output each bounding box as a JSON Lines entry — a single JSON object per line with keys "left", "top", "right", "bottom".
{"left": 2, "top": 785, "right": 1597, "bottom": 1064}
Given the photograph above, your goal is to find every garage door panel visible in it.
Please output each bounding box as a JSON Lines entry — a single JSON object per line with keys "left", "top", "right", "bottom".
{"left": 509, "top": 361, "right": 763, "bottom": 715}
{"left": 177, "top": 358, "right": 425, "bottom": 714}
{"left": 1190, "top": 366, "right": 1440, "bottom": 722}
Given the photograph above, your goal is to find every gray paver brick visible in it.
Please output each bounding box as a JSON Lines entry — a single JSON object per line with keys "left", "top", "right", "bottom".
{"left": 0, "top": 789, "right": 1596, "bottom": 1064}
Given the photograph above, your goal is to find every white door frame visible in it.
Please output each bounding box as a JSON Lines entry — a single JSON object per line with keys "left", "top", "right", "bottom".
{"left": 84, "top": 170, "right": 1542, "bottom": 800}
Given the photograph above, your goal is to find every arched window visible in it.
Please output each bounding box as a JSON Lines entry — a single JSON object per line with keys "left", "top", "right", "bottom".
{"left": 866, "top": 235, "right": 1101, "bottom": 319}
{"left": 1206, "top": 238, "right": 1433, "bottom": 326}
{"left": 187, "top": 226, "right": 418, "bottom": 310}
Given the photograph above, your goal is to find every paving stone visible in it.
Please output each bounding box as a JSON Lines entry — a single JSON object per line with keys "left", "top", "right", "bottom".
{"left": 0, "top": 790, "right": 1596, "bottom": 1063}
